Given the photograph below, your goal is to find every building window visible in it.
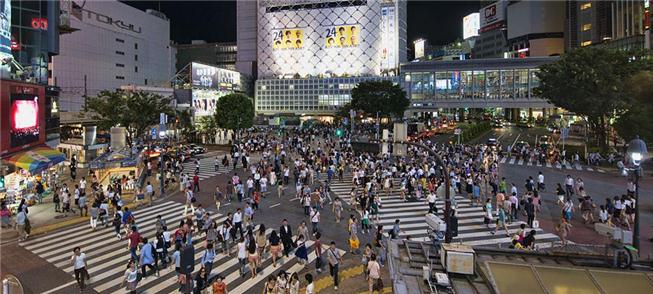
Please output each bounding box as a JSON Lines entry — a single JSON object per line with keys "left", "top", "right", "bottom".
{"left": 580, "top": 2, "right": 591, "bottom": 10}
{"left": 581, "top": 40, "right": 592, "bottom": 46}
{"left": 134, "top": 55, "right": 138, "bottom": 61}
{"left": 582, "top": 23, "right": 592, "bottom": 31}
{"left": 145, "top": 78, "right": 148, "bottom": 85}
{"left": 116, "top": 51, "right": 125, "bottom": 55}
{"left": 134, "top": 43, "right": 138, "bottom": 50}
{"left": 116, "top": 38, "right": 125, "bottom": 43}
{"left": 116, "top": 76, "right": 125, "bottom": 80}
{"left": 116, "top": 63, "right": 125, "bottom": 67}
{"left": 135, "top": 66, "right": 138, "bottom": 73}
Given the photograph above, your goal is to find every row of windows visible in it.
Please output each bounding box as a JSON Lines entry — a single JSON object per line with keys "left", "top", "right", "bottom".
{"left": 116, "top": 51, "right": 139, "bottom": 61}
{"left": 407, "top": 69, "right": 540, "bottom": 100}
{"left": 116, "top": 38, "right": 139, "bottom": 49}
{"left": 115, "top": 64, "right": 138, "bottom": 72}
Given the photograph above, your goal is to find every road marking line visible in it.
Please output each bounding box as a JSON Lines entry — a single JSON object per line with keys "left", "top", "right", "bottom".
{"left": 510, "top": 133, "right": 521, "bottom": 150}
{"left": 269, "top": 203, "right": 281, "bottom": 208}
{"left": 42, "top": 281, "right": 77, "bottom": 294}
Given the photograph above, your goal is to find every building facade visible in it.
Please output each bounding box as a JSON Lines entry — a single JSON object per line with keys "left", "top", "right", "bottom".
{"left": 1, "top": 0, "right": 61, "bottom": 148}
{"left": 236, "top": 0, "right": 258, "bottom": 78}
{"left": 506, "top": 1, "right": 565, "bottom": 58}
{"left": 174, "top": 41, "right": 237, "bottom": 72}
{"left": 53, "top": 0, "right": 175, "bottom": 112}
{"left": 248, "top": 0, "right": 407, "bottom": 117}
{"left": 566, "top": 0, "right": 647, "bottom": 50}
{"left": 473, "top": 1, "right": 509, "bottom": 59}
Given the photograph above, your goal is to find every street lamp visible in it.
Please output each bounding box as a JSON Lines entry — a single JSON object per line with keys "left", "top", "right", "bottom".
{"left": 627, "top": 136, "right": 647, "bottom": 251}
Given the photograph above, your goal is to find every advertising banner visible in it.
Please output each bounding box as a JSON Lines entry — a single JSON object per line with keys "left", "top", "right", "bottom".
{"left": 191, "top": 62, "right": 241, "bottom": 91}
{"left": 273, "top": 28, "right": 305, "bottom": 49}
{"left": 380, "top": 6, "right": 396, "bottom": 70}
{"left": 324, "top": 24, "right": 360, "bottom": 48}
{"left": 480, "top": 1, "right": 507, "bottom": 31}
{"left": 0, "top": 0, "right": 11, "bottom": 60}
{"left": 192, "top": 88, "right": 232, "bottom": 117}
{"left": 414, "top": 39, "right": 425, "bottom": 59}
{"left": 463, "top": 13, "right": 480, "bottom": 39}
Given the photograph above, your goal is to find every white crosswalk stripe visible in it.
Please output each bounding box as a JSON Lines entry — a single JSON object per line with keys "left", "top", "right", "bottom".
{"left": 182, "top": 156, "right": 235, "bottom": 180}
{"left": 498, "top": 156, "right": 603, "bottom": 172}
{"left": 22, "top": 201, "right": 343, "bottom": 294}
{"left": 327, "top": 174, "right": 560, "bottom": 248}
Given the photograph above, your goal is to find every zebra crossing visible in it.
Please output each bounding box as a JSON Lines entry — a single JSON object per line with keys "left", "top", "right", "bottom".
{"left": 181, "top": 156, "right": 235, "bottom": 180}
{"left": 21, "top": 201, "right": 344, "bottom": 294}
{"left": 498, "top": 156, "right": 604, "bottom": 173}
{"left": 327, "top": 174, "right": 560, "bottom": 249}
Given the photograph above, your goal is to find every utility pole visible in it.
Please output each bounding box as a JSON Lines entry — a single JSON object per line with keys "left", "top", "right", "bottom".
{"left": 83, "top": 74, "right": 88, "bottom": 110}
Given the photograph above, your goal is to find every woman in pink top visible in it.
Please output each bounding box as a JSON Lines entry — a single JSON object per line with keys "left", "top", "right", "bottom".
{"left": 367, "top": 253, "right": 381, "bottom": 293}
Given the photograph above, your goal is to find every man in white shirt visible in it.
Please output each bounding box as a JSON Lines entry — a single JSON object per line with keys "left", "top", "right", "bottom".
{"left": 233, "top": 208, "right": 243, "bottom": 239}
{"left": 537, "top": 172, "right": 545, "bottom": 191}
{"left": 310, "top": 207, "right": 320, "bottom": 234}
{"left": 565, "top": 175, "right": 574, "bottom": 199}
{"left": 427, "top": 192, "right": 437, "bottom": 214}
{"left": 70, "top": 246, "right": 89, "bottom": 290}
{"left": 184, "top": 188, "right": 195, "bottom": 215}
{"left": 146, "top": 182, "right": 154, "bottom": 204}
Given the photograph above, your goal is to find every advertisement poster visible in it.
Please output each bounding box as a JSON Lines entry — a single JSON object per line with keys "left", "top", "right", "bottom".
{"left": 324, "top": 25, "right": 359, "bottom": 48}
{"left": 273, "top": 28, "right": 304, "bottom": 50}
{"left": 0, "top": 0, "right": 11, "bottom": 59}
{"left": 463, "top": 13, "right": 480, "bottom": 39}
{"left": 192, "top": 89, "right": 231, "bottom": 116}
{"left": 10, "top": 93, "right": 40, "bottom": 148}
{"left": 191, "top": 62, "right": 241, "bottom": 91}
{"left": 414, "top": 39, "right": 425, "bottom": 59}
{"left": 380, "top": 6, "right": 396, "bottom": 70}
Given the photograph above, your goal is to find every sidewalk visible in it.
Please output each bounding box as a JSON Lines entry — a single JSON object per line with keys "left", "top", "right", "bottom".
{"left": 0, "top": 170, "right": 177, "bottom": 244}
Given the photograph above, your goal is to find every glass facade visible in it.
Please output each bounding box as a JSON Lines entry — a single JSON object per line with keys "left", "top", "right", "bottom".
{"left": 405, "top": 68, "right": 543, "bottom": 101}
{"left": 255, "top": 76, "right": 398, "bottom": 115}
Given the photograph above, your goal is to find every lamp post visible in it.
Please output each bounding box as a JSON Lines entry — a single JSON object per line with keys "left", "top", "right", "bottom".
{"left": 627, "top": 136, "right": 647, "bottom": 251}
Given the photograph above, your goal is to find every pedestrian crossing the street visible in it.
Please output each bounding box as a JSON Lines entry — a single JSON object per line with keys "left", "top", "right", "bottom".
{"left": 21, "top": 201, "right": 344, "bottom": 294}
{"left": 182, "top": 156, "right": 235, "bottom": 180}
{"left": 327, "top": 175, "right": 561, "bottom": 249}
{"left": 498, "top": 156, "right": 604, "bottom": 173}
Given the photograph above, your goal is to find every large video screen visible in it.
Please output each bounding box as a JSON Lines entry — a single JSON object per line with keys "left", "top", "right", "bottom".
{"left": 191, "top": 62, "right": 241, "bottom": 91}
{"left": 10, "top": 93, "right": 40, "bottom": 148}
{"left": 0, "top": 0, "right": 11, "bottom": 59}
{"left": 192, "top": 88, "right": 232, "bottom": 117}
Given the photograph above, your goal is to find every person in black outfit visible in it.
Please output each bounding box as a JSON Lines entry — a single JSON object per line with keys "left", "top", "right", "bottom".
{"left": 193, "top": 267, "right": 207, "bottom": 294}
{"left": 280, "top": 219, "right": 294, "bottom": 257}
{"left": 525, "top": 197, "right": 536, "bottom": 228}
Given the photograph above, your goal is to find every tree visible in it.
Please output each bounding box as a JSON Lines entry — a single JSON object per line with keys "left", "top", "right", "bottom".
{"left": 614, "top": 71, "right": 653, "bottom": 143}
{"left": 176, "top": 109, "right": 195, "bottom": 139}
{"left": 534, "top": 47, "right": 652, "bottom": 151}
{"left": 213, "top": 93, "right": 254, "bottom": 135}
{"left": 350, "top": 80, "right": 409, "bottom": 120}
{"left": 86, "top": 90, "right": 173, "bottom": 146}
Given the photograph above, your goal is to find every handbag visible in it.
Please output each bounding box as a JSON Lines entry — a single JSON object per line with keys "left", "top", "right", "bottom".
{"left": 532, "top": 220, "right": 540, "bottom": 229}
{"left": 374, "top": 278, "right": 384, "bottom": 291}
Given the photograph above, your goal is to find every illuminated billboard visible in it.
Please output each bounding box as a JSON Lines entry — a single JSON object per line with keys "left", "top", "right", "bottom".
{"left": 0, "top": 0, "right": 11, "bottom": 60}
{"left": 325, "top": 25, "right": 359, "bottom": 48}
{"left": 273, "top": 28, "right": 305, "bottom": 49}
{"left": 480, "top": 1, "right": 507, "bottom": 33}
{"left": 258, "top": 0, "right": 404, "bottom": 77}
{"left": 463, "top": 13, "right": 480, "bottom": 39}
{"left": 380, "top": 5, "right": 396, "bottom": 70}
{"left": 191, "top": 62, "right": 241, "bottom": 91}
{"left": 414, "top": 39, "right": 425, "bottom": 59}
{"left": 192, "top": 88, "right": 233, "bottom": 117}
{"left": 9, "top": 93, "right": 40, "bottom": 148}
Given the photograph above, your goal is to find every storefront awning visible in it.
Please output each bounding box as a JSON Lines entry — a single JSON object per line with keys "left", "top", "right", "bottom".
{"left": 3, "top": 146, "right": 66, "bottom": 174}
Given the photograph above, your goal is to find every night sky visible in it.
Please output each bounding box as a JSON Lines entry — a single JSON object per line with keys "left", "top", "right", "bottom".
{"left": 124, "top": 1, "right": 480, "bottom": 46}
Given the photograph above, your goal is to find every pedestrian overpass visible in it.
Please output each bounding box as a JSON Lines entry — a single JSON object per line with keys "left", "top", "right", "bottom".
{"left": 401, "top": 57, "right": 558, "bottom": 112}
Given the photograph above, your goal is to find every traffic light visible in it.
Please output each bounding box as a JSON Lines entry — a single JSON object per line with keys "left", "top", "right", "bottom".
{"left": 335, "top": 128, "right": 344, "bottom": 137}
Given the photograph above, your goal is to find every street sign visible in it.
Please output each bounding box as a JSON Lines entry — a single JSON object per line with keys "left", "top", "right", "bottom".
{"left": 454, "top": 128, "right": 462, "bottom": 135}
{"left": 151, "top": 127, "right": 157, "bottom": 139}
{"left": 561, "top": 127, "right": 569, "bottom": 139}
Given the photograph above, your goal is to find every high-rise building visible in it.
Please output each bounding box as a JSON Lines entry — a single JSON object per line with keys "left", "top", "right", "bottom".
{"left": 241, "top": 0, "right": 407, "bottom": 117}
{"left": 566, "top": 0, "right": 647, "bottom": 50}
{"left": 506, "top": 1, "right": 565, "bottom": 58}
{"left": 174, "top": 41, "right": 237, "bottom": 72}
{"left": 473, "top": 1, "right": 508, "bottom": 58}
{"left": 53, "top": 0, "right": 176, "bottom": 112}
{"left": 236, "top": 0, "right": 258, "bottom": 78}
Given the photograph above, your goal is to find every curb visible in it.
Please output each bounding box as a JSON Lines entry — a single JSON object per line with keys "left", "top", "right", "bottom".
{"left": 301, "top": 264, "right": 365, "bottom": 293}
